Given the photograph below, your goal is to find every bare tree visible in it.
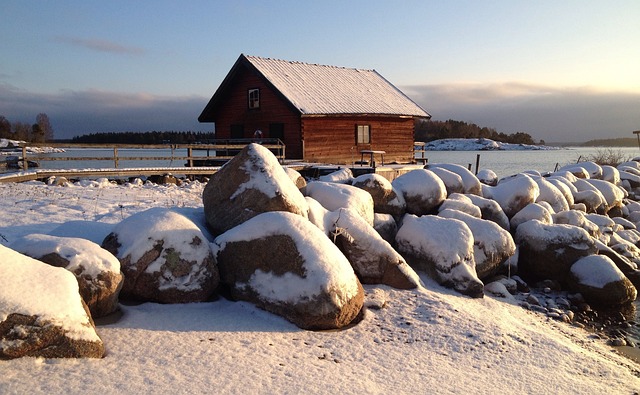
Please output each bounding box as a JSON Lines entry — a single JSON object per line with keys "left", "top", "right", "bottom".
{"left": 36, "top": 113, "right": 54, "bottom": 141}
{"left": 12, "top": 122, "right": 31, "bottom": 141}
{"left": 0, "top": 116, "right": 10, "bottom": 139}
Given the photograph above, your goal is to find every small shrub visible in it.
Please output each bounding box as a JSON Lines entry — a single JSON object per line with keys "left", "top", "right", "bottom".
{"left": 582, "top": 148, "right": 631, "bottom": 167}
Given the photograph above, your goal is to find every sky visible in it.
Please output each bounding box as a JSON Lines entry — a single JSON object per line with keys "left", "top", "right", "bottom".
{"left": 1, "top": 0, "right": 639, "bottom": 143}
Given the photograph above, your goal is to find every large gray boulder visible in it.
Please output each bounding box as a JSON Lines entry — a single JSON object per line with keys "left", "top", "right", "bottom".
{"left": 567, "top": 255, "right": 637, "bottom": 306}
{"left": 306, "top": 181, "right": 375, "bottom": 226}
{"left": 391, "top": 169, "right": 446, "bottom": 216}
{"left": 0, "top": 245, "right": 105, "bottom": 359}
{"left": 10, "top": 234, "right": 123, "bottom": 318}
{"left": 483, "top": 174, "right": 540, "bottom": 218}
{"left": 515, "top": 220, "right": 597, "bottom": 283}
{"left": 202, "top": 143, "right": 308, "bottom": 236}
{"left": 396, "top": 214, "right": 484, "bottom": 298}
{"left": 213, "top": 211, "right": 364, "bottom": 330}
{"left": 352, "top": 173, "right": 406, "bottom": 218}
{"left": 465, "top": 194, "right": 510, "bottom": 230}
{"left": 102, "top": 208, "right": 218, "bottom": 304}
{"left": 439, "top": 209, "right": 516, "bottom": 280}
{"left": 328, "top": 208, "right": 421, "bottom": 289}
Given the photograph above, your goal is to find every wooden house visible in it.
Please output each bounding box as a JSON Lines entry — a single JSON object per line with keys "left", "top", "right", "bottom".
{"left": 198, "top": 54, "right": 430, "bottom": 164}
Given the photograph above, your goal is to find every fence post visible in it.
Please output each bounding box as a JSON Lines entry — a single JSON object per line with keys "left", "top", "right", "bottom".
{"left": 188, "top": 147, "right": 193, "bottom": 167}
{"left": 114, "top": 147, "right": 118, "bottom": 168}
{"left": 22, "top": 146, "right": 28, "bottom": 170}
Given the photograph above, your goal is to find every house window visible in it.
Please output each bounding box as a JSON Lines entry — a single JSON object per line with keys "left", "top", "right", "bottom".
{"left": 248, "top": 88, "right": 260, "bottom": 109}
{"left": 356, "top": 124, "right": 370, "bottom": 144}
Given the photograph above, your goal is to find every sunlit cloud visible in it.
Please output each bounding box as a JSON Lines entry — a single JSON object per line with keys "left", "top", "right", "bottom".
{"left": 55, "top": 36, "right": 145, "bottom": 55}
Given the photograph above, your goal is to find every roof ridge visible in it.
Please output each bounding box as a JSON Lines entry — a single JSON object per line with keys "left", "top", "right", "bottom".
{"left": 244, "top": 54, "right": 375, "bottom": 73}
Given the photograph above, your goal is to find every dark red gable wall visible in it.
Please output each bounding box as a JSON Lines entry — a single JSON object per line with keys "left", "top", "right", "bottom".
{"left": 211, "top": 66, "right": 302, "bottom": 158}
{"left": 302, "top": 116, "right": 415, "bottom": 164}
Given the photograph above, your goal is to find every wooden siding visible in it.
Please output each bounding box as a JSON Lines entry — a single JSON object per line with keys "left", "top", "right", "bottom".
{"left": 208, "top": 66, "right": 303, "bottom": 159}
{"left": 301, "top": 116, "right": 415, "bottom": 164}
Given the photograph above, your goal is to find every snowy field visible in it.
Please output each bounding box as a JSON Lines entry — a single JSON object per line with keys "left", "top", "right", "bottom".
{"left": 0, "top": 180, "right": 639, "bottom": 394}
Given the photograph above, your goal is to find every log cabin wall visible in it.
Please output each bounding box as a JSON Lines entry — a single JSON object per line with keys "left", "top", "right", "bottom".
{"left": 301, "top": 116, "right": 415, "bottom": 164}
{"left": 210, "top": 67, "right": 303, "bottom": 159}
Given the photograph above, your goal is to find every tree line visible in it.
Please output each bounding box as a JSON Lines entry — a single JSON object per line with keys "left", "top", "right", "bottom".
{"left": 71, "top": 131, "right": 215, "bottom": 145}
{"left": 415, "top": 119, "right": 542, "bottom": 145}
{"left": 0, "top": 113, "right": 54, "bottom": 143}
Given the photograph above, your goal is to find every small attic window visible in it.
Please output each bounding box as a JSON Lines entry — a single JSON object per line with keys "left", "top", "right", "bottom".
{"left": 248, "top": 88, "right": 260, "bottom": 109}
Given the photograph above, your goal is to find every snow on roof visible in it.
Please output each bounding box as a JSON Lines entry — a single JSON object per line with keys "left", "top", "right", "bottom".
{"left": 244, "top": 55, "right": 430, "bottom": 117}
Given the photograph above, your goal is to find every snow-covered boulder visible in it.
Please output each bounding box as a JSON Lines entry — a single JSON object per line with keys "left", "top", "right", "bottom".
{"left": 509, "top": 203, "right": 553, "bottom": 232}
{"left": 552, "top": 210, "right": 601, "bottom": 239}
{"left": 305, "top": 181, "right": 374, "bottom": 226}
{"left": 202, "top": 143, "right": 308, "bottom": 236}
{"left": 601, "top": 165, "right": 621, "bottom": 185}
{"left": 483, "top": 174, "right": 540, "bottom": 218}
{"left": 477, "top": 169, "right": 498, "bottom": 186}
{"left": 283, "top": 167, "right": 307, "bottom": 189}
{"left": 391, "top": 169, "right": 446, "bottom": 216}
{"left": 573, "top": 189, "right": 606, "bottom": 214}
{"left": 533, "top": 176, "right": 569, "bottom": 213}
{"left": 328, "top": 208, "right": 420, "bottom": 289}
{"left": 439, "top": 209, "right": 516, "bottom": 280}
{"left": 213, "top": 211, "right": 364, "bottom": 330}
{"left": 373, "top": 213, "right": 398, "bottom": 244}
{"left": 427, "top": 167, "right": 465, "bottom": 195}
{"left": 396, "top": 214, "right": 484, "bottom": 298}
{"left": 0, "top": 245, "right": 105, "bottom": 359}
{"left": 515, "top": 220, "right": 597, "bottom": 283}
{"left": 567, "top": 255, "right": 637, "bottom": 306}
{"left": 426, "top": 163, "right": 482, "bottom": 195}
{"left": 305, "top": 196, "right": 331, "bottom": 235}
{"left": 582, "top": 179, "right": 625, "bottom": 214}
{"left": 558, "top": 162, "right": 602, "bottom": 179}
{"left": 102, "top": 208, "right": 219, "bottom": 304}
{"left": 465, "top": 194, "right": 510, "bottom": 230}
{"left": 438, "top": 193, "right": 481, "bottom": 218}
{"left": 351, "top": 173, "right": 406, "bottom": 218}
{"left": 545, "top": 177, "right": 575, "bottom": 207}
{"left": 10, "top": 234, "right": 123, "bottom": 318}
{"left": 318, "top": 167, "right": 353, "bottom": 184}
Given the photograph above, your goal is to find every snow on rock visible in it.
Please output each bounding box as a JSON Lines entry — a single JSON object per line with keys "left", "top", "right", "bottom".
{"left": 396, "top": 214, "right": 484, "bottom": 297}
{"left": 552, "top": 210, "right": 601, "bottom": 239}
{"left": 351, "top": 173, "right": 406, "bottom": 218}
{"left": 283, "top": 166, "right": 307, "bottom": 189}
{"left": 477, "top": 169, "right": 498, "bottom": 186}
{"left": 0, "top": 244, "right": 104, "bottom": 359}
{"left": 391, "top": 169, "right": 446, "bottom": 216}
{"left": 532, "top": 176, "right": 569, "bottom": 213}
{"left": 426, "top": 166, "right": 465, "bottom": 195}
{"left": 48, "top": 220, "right": 115, "bottom": 245}
{"left": 426, "top": 163, "right": 482, "bottom": 195}
{"left": 318, "top": 167, "right": 354, "bottom": 184}
{"left": 545, "top": 177, "right": 576, "bottom": 207}
{"left": 509, "top": 203, "right": 553, "bottom": 232}
{"left": 568, "top": 255, "right": 637, "bottom": 306}
{"left": 305, "top": 180, "right": 374, "bottom": 225}
{"left": 213, "top": 211, "right": 364, "bottom": 330}
{"left": 515, "top": 220, "right": 597, "bottom": 283}
{"left": 328, "top": 208, "right": 421, "bottom": 289}
{"left": 202, "top": 143, "right": 309, "bottom": 235}
{"left": 438, "top": 193, "right": 482, "bottom": 218}
{"left": 558, "top": 162, "right": 602, "bottom": 179}
{"left": 423, "top": 138, "right": 555, "bottom": 151}
{"left": 373, "top": 213, "right": 397, "bottom": 244}
{"left": 102, "top": 207, "right": 219, "bottom": 303}
{"left": 601, "top": 165, "right": 621, "bottom": 185}
{"left": 581, "top": 178, "right": 626, "bottom": 214}
{"left": 9, "top": 234, "right": 123, "bottom": 318}
{"left": 483, "top": 174, "right": 540, "bottom": 218}
{"left": 465, "top": 193, "right": 510, "bottom": 230}
{"left": 305, "top": 196, "right": 330, "bottom": 235}
{"left": 439, "top": 209, "right": 516, "bottom": 280}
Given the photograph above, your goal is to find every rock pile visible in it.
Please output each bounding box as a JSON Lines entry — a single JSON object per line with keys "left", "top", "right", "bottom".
{"left": 3, "top": 142, "right": 640, "bottom": 358}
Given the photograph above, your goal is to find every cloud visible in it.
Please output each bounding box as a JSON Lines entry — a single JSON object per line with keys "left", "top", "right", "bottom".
{"left": 402, "top": 83, "right": 640, "bottom": 142}
{"left": 55, "top": 36, "right": 145, "bottom": 55}
{"left": 0, "top": 85, "right": 209, "bottom": 138}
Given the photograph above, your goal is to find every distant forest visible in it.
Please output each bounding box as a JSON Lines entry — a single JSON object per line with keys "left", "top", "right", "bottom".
{"left": 580, "top": 137, "right": 638, "bottom": 147}
{"left": 71, "top": 131, "right": 214, "bottom": 144}
{"left": 415, "top": 119, "right": 541, "bottom": 145}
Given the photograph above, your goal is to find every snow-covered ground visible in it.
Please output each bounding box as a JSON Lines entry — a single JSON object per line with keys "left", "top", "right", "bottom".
{"left": 0, "top": 180, "right": 638, "bottom": 394}
{"left": 0, "top": 138, "right": 64, "bottom": 155}
{"left": 422, "top": 138, "right": 558, "bottom": 151}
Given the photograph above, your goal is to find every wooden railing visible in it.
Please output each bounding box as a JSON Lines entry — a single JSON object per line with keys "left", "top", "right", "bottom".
{"left": 13, "top": 139, "right": 286, "bottom": 170}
